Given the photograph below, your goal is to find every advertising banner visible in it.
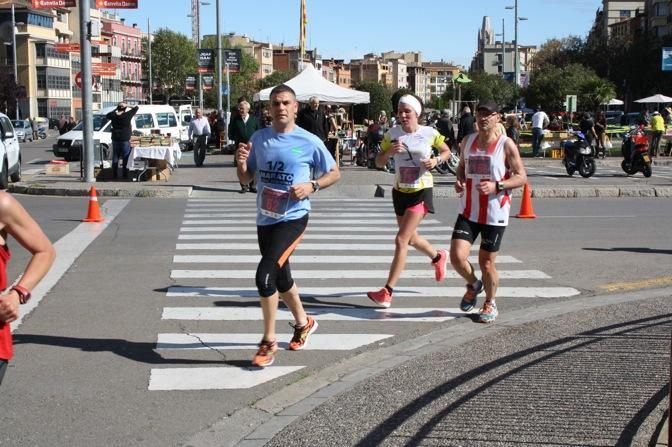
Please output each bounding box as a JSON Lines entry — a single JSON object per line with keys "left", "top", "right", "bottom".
{"left": 32, "top": 0, "right": 76, "bottom": 8}
{"left": 185, "top": 75, "right": 196, "bottom": 91}
{"left": 55, "top": 43, "right": 80, "bottom": 53}
{"left": 662, "top": 47, "right": 672, "bottom": 72}
{"left": 95, "top": 0, "right": 138, "bottom": 8}
{"left": 202, "top": 75, "right": 214, "bottom": 91}
{"left": 198, "top": 49, "right": 216, "bottom": 74}
{"left": 223, "top": 49, "right": 242, "bottom": 73}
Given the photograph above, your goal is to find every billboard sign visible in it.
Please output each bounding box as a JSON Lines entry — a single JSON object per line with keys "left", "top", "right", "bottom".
{"left": 223, "top": 49, "right": 242, "bottom": 73}
{"left": 198, "top": 49, "right": 215, "bottom": 74}
{"left": 662, "top": 47, "right": 672, "bottom": 72}
{"left": 32, "top": 0, "right": 76, "bottom": 7}
{"left": 185, "top": 75, "right": 196, "bottom": 91}
{"left": 202, "top": 75, "right": 214, "bottom": 91}
{"left": 95, "top": 0, "right": 138, "bottom": 7}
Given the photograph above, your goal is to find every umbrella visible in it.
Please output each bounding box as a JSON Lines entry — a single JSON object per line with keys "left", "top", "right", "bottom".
{"left": 634, "top": 94, "right": 672, "bottom": 103}
{"left": 601, "top": 98, "right": 624, "bottom": 106}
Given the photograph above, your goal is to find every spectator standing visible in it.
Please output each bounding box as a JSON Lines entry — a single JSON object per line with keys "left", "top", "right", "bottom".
{"left": 456, "top": 106, "right": 476, "bottom": 144}
{"left": 58, "top": 114, "right": 67, "bottom": 135}
{"left": 531, "top": 106, "right": 550, "bottom": 157}
{"left": 188, "top": 109, "right": 211, "bottom": 167}
{"left": 105, "top": 102, "right": 139, "bottom": 179}
{"left": 235, "top": 84, "right": 340, "bottom": 367}
{"left": 29, "top": 117, "right": 38, "bottom": 140}
{"left": 436, "top": 109, "right": 456, "bottom": 149}
{"left": 450, "top": 100, "right": 527, "bottom": 323}
{"left": 579, "top": 112, "right": 598, "bottom": 147}
{"left": 229, "top": 100, "right": 260, "bottom": 193}
{"left": 594, "top": 111, "right": 607, "bottom": 157}
{"left": 296, "top": 96, "right": 329, "bottom": 142}
{"left": 66, "top": 116, "right": 76, "bottom": 132}
{"left": 0, "top": 191, "right": 56, "bottom": 386}
{"left": 650, "top": 110, "right": 665, "bottom": 157}
{"left": 505, "top": 114, "right": 521, "bottom": 148}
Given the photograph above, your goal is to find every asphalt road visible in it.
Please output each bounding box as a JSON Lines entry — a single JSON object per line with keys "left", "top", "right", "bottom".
{"left": 0, "top": 193, "right": 669, "bottom": 446}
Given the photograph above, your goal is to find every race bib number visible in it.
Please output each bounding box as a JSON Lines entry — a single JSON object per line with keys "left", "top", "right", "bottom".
{"left": 467, "top": 154, "right": 491, "bottom": 178}
{"left": 260, "top": 186, "right": 290, "bottom": 219}
{"left": 398, "top": 166, "right": 421, "bottom": 188}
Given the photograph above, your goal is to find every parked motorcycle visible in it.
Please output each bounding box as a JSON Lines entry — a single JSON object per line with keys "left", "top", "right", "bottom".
{"left": 37, "top": 126, "right": 47, "bottom": 140}
{"left": 561, "top": 131, "right": 596, "bottom": 178}
{"left": 620, "top": 126, "right": 652, "bottom": 177}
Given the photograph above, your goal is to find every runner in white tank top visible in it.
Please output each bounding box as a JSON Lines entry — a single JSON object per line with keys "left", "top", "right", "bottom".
{"left": 449, "top": 100, "right": 527, "bottom": 324}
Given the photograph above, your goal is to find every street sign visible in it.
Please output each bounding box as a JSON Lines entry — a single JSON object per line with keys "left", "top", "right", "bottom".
{"left": 92, "top": 62, "right": 117, "bottom": 76}
{"left": 565, "top": 95, "right": 577, "bottom": 113}
{"left": 95, "top": 0, "right": 138, "bottom": 7}
{"left": 32, "top": 0, "right": 75, "bottom": 8}
{"left": 74, "top": 71, "right": 95, "bottom": 89}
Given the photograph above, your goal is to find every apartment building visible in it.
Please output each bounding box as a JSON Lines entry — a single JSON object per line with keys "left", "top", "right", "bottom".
{"left": 323, "top": 59, "right": 351, "bottom": 88}
{"left": 424, "top": 61, "right": 460, "bottom": 98}
{"left": 224, "top": 33, "right": 273, "bottom": 79}
{"left": 101, "top": 13, "right": 142, "bottom": 105}
{"left": 645, "top": 0, "right": 672, "bottom": 37}
{"left": 600, "top": 0, "right": 646, "bottom": 36}
{"left": 407, "top": 64, "right": 429, "bottom": 104}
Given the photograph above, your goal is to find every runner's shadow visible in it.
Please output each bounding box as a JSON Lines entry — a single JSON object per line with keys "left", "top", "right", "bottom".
{"left": 584, "top": 247, "right": 672, "bottom": 255}
{"left": 13, "top": 334, "right": 249, "bottom": 367}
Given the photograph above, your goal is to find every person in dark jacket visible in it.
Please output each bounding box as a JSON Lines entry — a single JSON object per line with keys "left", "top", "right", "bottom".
{"left": 436, "top": 109, "right": 456, "bottom": 149}
{"left": 105, "top": 102, "right": 139, "bottom": 179}
{"left": 296, "top": 96, "right": 329, "bottom": 142}
{"left": 229, "top": 99, "right": 260, "bottom": 193}
{"left": 456, "top": 106, "right": 476, "bottom": 144}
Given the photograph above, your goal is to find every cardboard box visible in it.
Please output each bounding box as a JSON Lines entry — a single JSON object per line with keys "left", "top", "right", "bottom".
{"left": 145, "top": 167, "right": 170, "bottom": 181}
{"left": 46, "top": 162, "right": 70, "bottom": 174}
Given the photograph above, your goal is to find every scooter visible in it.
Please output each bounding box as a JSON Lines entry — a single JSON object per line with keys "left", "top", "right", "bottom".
{"left": 561, "top": 131, "right": 596, "bottom": 178}
{"left": 37, "top": 126, "right": 47, "bottom": 139}
{"left": 621, "top": 126, "right": 652, "bottom": 177}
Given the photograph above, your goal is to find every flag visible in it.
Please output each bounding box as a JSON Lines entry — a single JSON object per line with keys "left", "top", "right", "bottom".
{"left": 299, "top": 0, "right": 307, "bottom": 57}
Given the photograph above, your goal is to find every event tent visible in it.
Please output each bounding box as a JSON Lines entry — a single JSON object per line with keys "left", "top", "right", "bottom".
{"left": 254, "top": 64, "right": 370, "bottom": 104}
{"left": 634, "top": 93, "right": 672, "bottom": 104}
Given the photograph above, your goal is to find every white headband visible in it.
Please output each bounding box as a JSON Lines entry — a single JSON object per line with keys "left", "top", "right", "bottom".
{"left": 398, "top": 95, "right": 422, "bottom": 116}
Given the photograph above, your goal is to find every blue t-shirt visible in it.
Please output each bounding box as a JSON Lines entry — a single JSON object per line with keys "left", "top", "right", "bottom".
{"left": 248, "top": 125, "right": 335, "bottom": 226}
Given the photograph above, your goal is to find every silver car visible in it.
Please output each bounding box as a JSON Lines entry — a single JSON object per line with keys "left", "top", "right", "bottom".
{"left": 11, "top": 119, "right": 33, "bottom": 143}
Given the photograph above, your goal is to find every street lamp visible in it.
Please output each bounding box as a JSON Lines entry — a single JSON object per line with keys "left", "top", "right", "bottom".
{"left": 505, "top": 0, "right": 528, "bottom": 89}
{"left": 11, "top": 3, "right": 18, "bottom": 119}
{"left": 187, "top": 0, "right": 211, "bottom": 110}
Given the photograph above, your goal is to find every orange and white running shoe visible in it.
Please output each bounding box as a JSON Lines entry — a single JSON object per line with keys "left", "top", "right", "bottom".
{"left": 288, "top": 316, "right": 318, "bottom": 351}
{"left": 252, "top": 339, "right": 278, "bottom": 367}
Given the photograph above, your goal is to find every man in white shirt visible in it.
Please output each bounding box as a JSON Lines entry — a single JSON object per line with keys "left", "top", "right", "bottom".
{"left": 531, "top": 105, "right": 549, "bottom": 157}
{"left": 188, "top": 109, "right": 211, "bottom": 166}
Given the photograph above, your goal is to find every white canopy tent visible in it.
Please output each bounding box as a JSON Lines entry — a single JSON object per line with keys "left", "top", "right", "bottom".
{"left": 601, "top": 98, "right": 624, "bottom": 106}
{"left": 254, "top": 64, "right": 370, "bottom": 104}
{"left": 634, "top": 93, "right": 672, "bottom": 104}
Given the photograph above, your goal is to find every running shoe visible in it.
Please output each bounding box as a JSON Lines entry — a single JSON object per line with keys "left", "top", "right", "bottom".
{"left": 367, "top": 287, "right": 392, "bottom": 308}
{"left": 432, "top": 249, "right": 448, "bottom": 281}
{"left": 459, "top": 280, "right": 484, "bottom": 312}
{"left": 252, "top": 339, "right": 278, "bottom": 367}
{"left": 478, "top": 300, "right": 498, "bottom": 323}
{"left": 288, "top": 316, "right": 318, "bottom": 351}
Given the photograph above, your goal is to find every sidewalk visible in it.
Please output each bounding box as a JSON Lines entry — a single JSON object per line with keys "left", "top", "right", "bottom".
{"left": 9, "top": 152, "right": 672, "bottom": 199}
{"left": 188, "top": 289, "right": 670, "bottom": 447}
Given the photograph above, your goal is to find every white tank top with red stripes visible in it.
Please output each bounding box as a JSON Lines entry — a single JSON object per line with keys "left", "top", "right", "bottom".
{"left": 458, "top": 133, "right": 512, "bottom": 226}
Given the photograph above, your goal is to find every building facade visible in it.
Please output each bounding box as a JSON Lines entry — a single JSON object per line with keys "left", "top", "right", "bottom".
{"left": 101, "top": 13, "right": 143, "bottom": 105}
{"left": 225, "top": 33, "right": 274, "bottom": 79}
{"left": 600, "top": 0, "right": 646, "bottom": 36}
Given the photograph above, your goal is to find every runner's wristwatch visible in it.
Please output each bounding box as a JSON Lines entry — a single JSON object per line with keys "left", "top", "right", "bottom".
{"left": 311, "top": 180, "right": 320, "bottom": 193}
{"left": 12, "top": 284, "right": 32, "bottom": 304}
{"left": 496, "top": 181, "right": 504, "bottom": 192}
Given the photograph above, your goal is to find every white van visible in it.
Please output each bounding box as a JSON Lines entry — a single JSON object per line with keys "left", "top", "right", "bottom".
{"left": 53, "top": 104, "right": 185, "bottom": 161}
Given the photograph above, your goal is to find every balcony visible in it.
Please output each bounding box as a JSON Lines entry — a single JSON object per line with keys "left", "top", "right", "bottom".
{"left": 120, "top": 74, "right": 143, "bottom": 84}
{"left": 120, "top": 49, "right": 143, "bottom": 60}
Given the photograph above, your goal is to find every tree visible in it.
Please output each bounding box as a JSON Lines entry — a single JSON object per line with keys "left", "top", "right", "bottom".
{"left": 457, "top": 72, "right": 519, "bottom": 109}
{"left": 524, "top": 63, "right": 615, "bottom": 112}
{"left": 150, "top": 29, "right": 197, "bottom": 97}
{"left": 257, "top": 70, "right": 297, "bottom": 90}
{"left": 351, "top": 81, "right": 392, "bottom": 124}
{"left": 531, "top": 36, "right": 584, "bottom": 75}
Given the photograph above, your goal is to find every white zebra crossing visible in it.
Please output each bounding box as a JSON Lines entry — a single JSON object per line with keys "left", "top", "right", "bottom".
{"left": 150, "top": 197, "right": 581, "bottom": 391}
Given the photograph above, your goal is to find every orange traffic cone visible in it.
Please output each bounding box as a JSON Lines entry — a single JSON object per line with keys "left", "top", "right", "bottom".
{"left": 82, "top": 186, "right": 104, "bottom": 222}
{"left": 515, "top": 183, "right": 537, "bottom": 219}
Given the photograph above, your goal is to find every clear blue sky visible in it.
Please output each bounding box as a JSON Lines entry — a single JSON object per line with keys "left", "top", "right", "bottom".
{"left": 110, "top": 0, "right": 603, "bottom": 67}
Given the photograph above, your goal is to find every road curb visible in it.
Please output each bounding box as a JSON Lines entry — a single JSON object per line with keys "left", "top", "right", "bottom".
{"left": 184, "top": 286, "right": 672, "bottom": 447}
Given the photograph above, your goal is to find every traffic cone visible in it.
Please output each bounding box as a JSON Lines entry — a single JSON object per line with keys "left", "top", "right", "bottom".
{"left": 515, "top": 183, "right": 537, "bottom": 219}
{"left": 82, "top": 186, "right": 104, "bottom": 222}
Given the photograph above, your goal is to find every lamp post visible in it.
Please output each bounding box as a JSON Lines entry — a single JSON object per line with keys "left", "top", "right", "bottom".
{"left": 11, "top": 4, "right": 18, "bottom": 119}
{"left": 188, "top": 0, "right": 211, "bottom": 110}
{"left": 505, "top": 0, "right": 527, "bottom": 88}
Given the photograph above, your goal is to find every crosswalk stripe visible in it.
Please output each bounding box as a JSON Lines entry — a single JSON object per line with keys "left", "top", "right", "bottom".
{"left": 170, "top": 267, "right": 540, "bottom": 279}
{"left": 177, "top": 233, "right": 451, "bottom": 241}
{"left": 156, "top": 333, "right": 393, "bottom": 351}
{"left": 184, "top": 212, "right": 394, "bottom": 218}
{"left": 162, "top": 307, "right": 465, "bottom": 322}
{"left": 166, "top": 286, "right": 580, "bottom": 298}
{"left": 173, "top": 254, "right": 473, "bottom": 264}
{"left": 179, "top": 226, "right": 452, "bottom": 233}
{"left": 182, "top": 219, "right": 443, "bottom": 225}
{"left": 175, "top": 243, "right": 491, "bottom": 252}
{"left": 148, "top": 366, "right": 305, "bottom": 391}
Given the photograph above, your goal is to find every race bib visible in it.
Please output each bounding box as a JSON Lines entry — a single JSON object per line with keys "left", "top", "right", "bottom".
{"left": 260, "top": 186, "right": 290, "bottom": 219}
{"left": 467, "top": 154, "right": 491, "bottom": 178}
{"left": 398, "top": 166, "right": 421, "bottom": 188}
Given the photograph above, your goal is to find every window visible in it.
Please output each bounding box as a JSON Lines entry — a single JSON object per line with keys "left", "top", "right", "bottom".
{"left": 36, "top": 67, "right": 47, "bottom": 89}
{"left": 0, "top": 116, "right": 13, "bottom": 139}
{"left": 35, "top": 43, "right": 46, "bottom": 58}
{"left": 619, "top": 10, "right": 631, "bottom": 18}
{"left": 155, "top": 112, "right": 177, "bottom": 127}
{"left": 655, "top": 2, "right": 670, "bottom": 16}
{"left": 134, "top": 114, "right": 154, "bottom": 129}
